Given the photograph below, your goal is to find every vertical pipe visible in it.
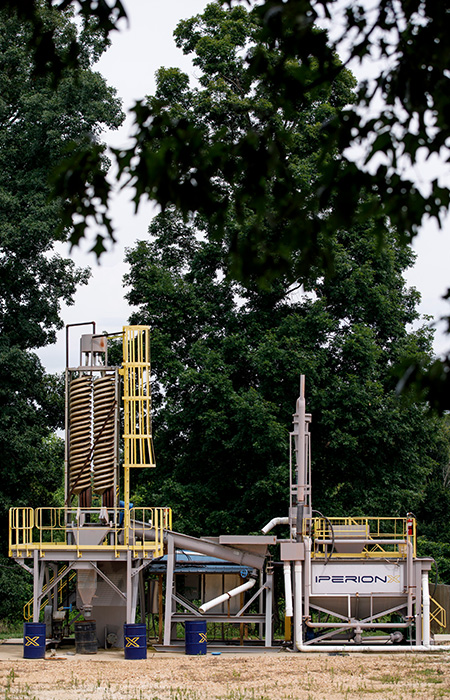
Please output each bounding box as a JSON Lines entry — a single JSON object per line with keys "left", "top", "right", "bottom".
{"left": 164, "top": 535, "right": 175, "bottom": 646}
{"left": 33, "top": 550, "right": 39, "bottom": 623}
{"left": 296, "top": 377, "right": 306, "bottom": 540}
{"left": 123, "top": 328, "right": 130, "bottom": 543}
{"left": 294, "top": 561, "right": 303, "bottom": 650}
{"left": 258, "top": 569, "right": 263, "bottom": 640}
{"left": 130, "top": 566, "right": 139, "bottom": 623}
{"left": 283, "top": 562, "right": 293, "bottom": 617}
{"left": 304, "top": 537, "right": 311, "bottom": 616}
{"left": 265, "top": 572, "right": 273, "bottom": 647}
{"left": 114, "top": 368, "right": 120, "bottom": 508}
{"left": 407, "top": 539, "right": 413, "bottom": 620}
{"left": 139, "top": 571, "right": 146, "bottom": 624}
{"left": 64, "top": 369, "right": 69, "bottom": 510}
{"left": 415, "top": 562, "right": 422, "bottom": 646}
{"left": 158, "top": 574, "right": 164, "bottom": 644}
{"left": 126, "top": 549, "right": 132, "bottom": 623}
{"left": 422, "top": 571, "right": 430, "bottom": 648}
{"left": 289, "top": 435, "right": 293, "bottom": 538}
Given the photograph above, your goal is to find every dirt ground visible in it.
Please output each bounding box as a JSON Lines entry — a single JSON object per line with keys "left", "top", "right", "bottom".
{"left": 2, "top": 643, "right": 450, "bottom": 700}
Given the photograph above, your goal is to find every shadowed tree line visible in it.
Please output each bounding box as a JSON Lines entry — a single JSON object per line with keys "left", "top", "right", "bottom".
{"left": 0, "top": 2, "right": 123, "bottom": 620}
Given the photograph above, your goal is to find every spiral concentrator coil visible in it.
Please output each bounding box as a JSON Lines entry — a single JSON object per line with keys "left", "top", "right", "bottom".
{"left": 69, "top": 376, "right": 92, "bottom": 494}
{"left": 93, "top": 375, "right": 116, "bottom": 494}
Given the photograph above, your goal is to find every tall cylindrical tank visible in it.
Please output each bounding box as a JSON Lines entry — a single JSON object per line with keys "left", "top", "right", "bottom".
{"left": 68, "top": 376, "right": 92, "bottom": 503}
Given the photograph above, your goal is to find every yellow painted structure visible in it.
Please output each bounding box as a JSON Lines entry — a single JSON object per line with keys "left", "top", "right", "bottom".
{"left": 9, "top": 325, "right": 172, "bottom": 638}
{"left": 309, "top": 516, "right": 416, "bottom": 559}
{"left": 121, "top": 326, "right": 156, "bottom": 543}
{"left": 9, "top": 506, "right": 171, "bottom": 560}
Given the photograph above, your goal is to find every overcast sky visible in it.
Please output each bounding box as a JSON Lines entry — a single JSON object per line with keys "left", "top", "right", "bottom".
{"left": 37, "top": 0, "right": 450, "bottom": 373}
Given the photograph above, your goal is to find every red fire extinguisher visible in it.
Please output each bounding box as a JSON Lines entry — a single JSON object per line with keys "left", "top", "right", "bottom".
{"left": 406, "top": 512, "right": 414, "bottom": 537}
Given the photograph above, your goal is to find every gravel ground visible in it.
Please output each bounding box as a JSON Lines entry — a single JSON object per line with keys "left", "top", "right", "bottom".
{"left": 1, "top": 644, "right": 450, "bottom": 700}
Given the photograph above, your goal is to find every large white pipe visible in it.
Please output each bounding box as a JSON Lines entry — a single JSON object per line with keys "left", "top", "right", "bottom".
{"left": 294, "top": 561, "right": 303, "bottom": 647}
{"left": 304, "top": 536, "right": 311, "bottom": 614}
{"left": 294, "top": 643, "right": 436, "bottom": 652}
{"left": 422, "top": 571, "right": 431, "bottom": 648}
{"left": 199, "top": 579, "right": 256, "bottom": 614}
{"left": 284, "top": 562, "right": 293, "bottom": 617}
{"left": 261, "top": 517, "right": 289, "bottom": 534}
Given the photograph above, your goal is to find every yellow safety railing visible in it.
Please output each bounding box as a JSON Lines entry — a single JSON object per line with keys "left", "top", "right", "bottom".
{"left": 429, "top": 596, "right": 447, "bottom": 629}
{"left": 23, "top": 565, "right": 77, "bottom": 622}
{"left": 9, "top": 506, "right": 172, "bottom": 560}
{"left": 309, "top": 517, "right": 416, "bottom": 559}
{"left": 9, "top": 507, "right": 34, "bottom": 556}
{"left": 122, "top": 327, "right": 156, "bottom": 471}
{"left": 122, "top": 326, "right": 156, "bottom": 546}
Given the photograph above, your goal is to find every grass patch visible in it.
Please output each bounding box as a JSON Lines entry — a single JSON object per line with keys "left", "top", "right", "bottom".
{"left": 0, "top": 621, "right": 23, "bottom": 640}
{"left": 369, "top": 673, "right": 401, "bottom": 684}
{"left": 414, "top": 667, "right": 445, "bottom": 683}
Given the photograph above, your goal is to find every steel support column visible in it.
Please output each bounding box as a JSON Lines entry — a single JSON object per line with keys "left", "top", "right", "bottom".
{"left": 164, "top": 535, "right": 175, "bottom": 646}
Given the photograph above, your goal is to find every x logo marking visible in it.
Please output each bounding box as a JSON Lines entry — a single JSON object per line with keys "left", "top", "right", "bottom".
{"left": 125, "top": 636, "right": 140, "bottom": 648}
{"left": 25, "top": 636, "right": 40, "bottom": 647}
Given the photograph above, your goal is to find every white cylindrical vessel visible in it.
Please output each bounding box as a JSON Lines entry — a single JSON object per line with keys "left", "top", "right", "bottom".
{"left": 284, "top": 562, "right": 293, "bottom": 617}
{"left": 422, "top": 571, "right": 431, "bottom": 648}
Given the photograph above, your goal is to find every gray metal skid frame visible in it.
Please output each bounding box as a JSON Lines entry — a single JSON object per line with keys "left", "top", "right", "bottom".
{"left": 14, "top": 547, "right": 150, "bottom": 629}
{"left": 162, "top": 533, "right": 274, "bottom": 647}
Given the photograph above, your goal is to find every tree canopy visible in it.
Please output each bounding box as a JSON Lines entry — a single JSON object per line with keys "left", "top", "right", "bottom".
{"left": 125, "top": 206, "right": 448, "bottom": 537}
{"left": 0, "top": 2, "right": 123, "bottom": 613}
{"left": 16, "top": 0, "right": 447, "bottom": 405}
{"left": 122, "top": 4, "right": 449, "bottom": 538}
{"left": 9, "top": 1, "right": 449, "bottom": 268}
{"left": 0, "top": 4, "right": 123, "bottom": 350}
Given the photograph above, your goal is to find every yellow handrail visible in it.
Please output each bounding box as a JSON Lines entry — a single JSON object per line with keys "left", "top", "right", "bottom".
{"left": 122, "top": 326, "right": 156, "bottom": 546}
{"left": 429, "top": 596, "right": 446, "bottom": 629}
{"left": 9, "top": 507, "right": 34, "bottom": 556}
{"left": 309, "top": 516, "right": 416, "bottom": 559}
{"left": 9, "top": 506, "right": 172, "bottom": 560}
{"left": 23, "top": 566, "right": 77, "bottom": 622}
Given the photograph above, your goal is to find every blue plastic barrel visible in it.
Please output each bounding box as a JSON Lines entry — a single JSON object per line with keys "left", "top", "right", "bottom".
{"left": 123, "top": 623, "right": 147, "bottom": 660}
{"left": 23, "top": 622, "right": 46, "bottom": 659}
{"left": 185, "top": 620, "right": 207, "bottom": 655}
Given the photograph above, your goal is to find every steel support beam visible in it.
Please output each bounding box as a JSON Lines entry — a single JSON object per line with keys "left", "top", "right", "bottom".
{"left": 164, "top": 535, "right": 175, "bottom": 646}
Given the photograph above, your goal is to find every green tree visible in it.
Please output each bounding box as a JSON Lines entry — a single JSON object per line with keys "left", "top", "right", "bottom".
{"left": 0, "top": 0, "right": 126, "bottom": 84}
{"left": 122, "top": 4, "right": 448, "bottom": 539}
{"left": 0, "top": 3, "right": 123, "bottom": 619}
{"left": 7, "top": 0, "right": 448, "bottom": 406}
{"left": 29, "top": 0, "right": 447, "bottom": 278}
{"left": 125, "top": 206, "right": 447, "bottom": 537}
